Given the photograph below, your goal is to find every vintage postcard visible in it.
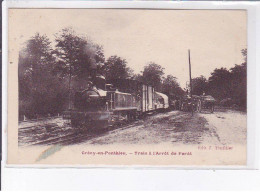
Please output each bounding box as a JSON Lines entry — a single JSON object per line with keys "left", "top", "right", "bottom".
{"left": 7, "top": 8, "right": 247, "bottom": 166}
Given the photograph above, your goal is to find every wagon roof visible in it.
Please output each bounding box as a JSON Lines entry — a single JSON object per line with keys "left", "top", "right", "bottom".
{"left": 115, "top": 90, "right": 132, "bottom": 95}
{"left": 201, "top": 95, "right": 216, "bottom": 101}
{"left": 155, "top": 92, "right": 169, "bottom": 101}
{"left": 96, "top": 89, "right": 107, "bottom": 97}
{"left": 108, "top": 78, "right": 154, "bottom": 87}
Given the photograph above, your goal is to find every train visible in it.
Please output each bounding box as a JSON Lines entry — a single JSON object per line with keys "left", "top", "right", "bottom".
{"left": 64, "top": 77, "right": 169, "bottom": 128}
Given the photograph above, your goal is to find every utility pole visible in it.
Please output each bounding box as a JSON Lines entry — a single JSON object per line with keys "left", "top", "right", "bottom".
{"left": 68, "top": 64, "right": 72, "bottom": 110}
{"left": 188, "top": 49, "right": 193, "bottom": 116}
{"left": 188, "top": 50, "right": 192, "bottom": 98}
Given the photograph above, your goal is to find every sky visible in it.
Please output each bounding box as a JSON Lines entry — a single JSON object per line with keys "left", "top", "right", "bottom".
{"left": 9, "top": 9, "right": 247, "bottom": 88}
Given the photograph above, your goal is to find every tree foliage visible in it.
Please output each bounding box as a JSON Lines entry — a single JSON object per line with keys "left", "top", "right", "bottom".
{"left": 208, "top": 67, "right": 232, "bottom": 99}
{"left": 190, "top": 76, "right": 208, "bottom": 96}
{"left": 54, "top": 27, "right": 105, "bottom": 81}
{"left": 19, "top": 33, "right": 67, "bottom": 118}
{"left": 141, "top": 62, "right": 165, "bottom": 91}
{"left": 161, "top": 75, "right": 185, "bottom": 98}
{"left": 102, "top": 55, "right": 133, "bottom": 80}
{"left": 229, "top": 62, "right": 247, "bottom": 107}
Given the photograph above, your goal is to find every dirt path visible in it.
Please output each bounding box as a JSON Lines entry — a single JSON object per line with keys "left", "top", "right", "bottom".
{"left": 198, "top": 110, "right": 247, "bottom": 145}
{"left": 84, "top": 110, "right": 247, "bottom": 146}
{"left": 83, "top": 111, "right": 209, "bottom": 145}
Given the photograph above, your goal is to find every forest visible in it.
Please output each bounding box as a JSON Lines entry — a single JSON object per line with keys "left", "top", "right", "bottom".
{"left": 18, "top": 28, "right": 247, "bottom": 119}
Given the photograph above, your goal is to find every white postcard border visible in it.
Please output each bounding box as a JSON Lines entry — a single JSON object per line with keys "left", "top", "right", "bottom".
{"left": 2, "top": 0, "right": 260, "bottom": 190}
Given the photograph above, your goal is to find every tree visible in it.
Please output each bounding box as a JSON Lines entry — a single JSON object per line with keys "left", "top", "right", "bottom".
{"left": 132, "top": 73, "right": 143, "bottom": 82}
{"left": 19, "top": 33, "right": 67, "bottom": 118}
{"left": 142, "top": 62, "right": 165, "bottom": 91}
{"left": 19, "top": 33, "right": 54, "bottom": 83}
{"left": 54, "top": 28, "right": 105, "bottom": 107}
{"left": 191, "top": 76, "right": 208, "bottom": 96}
{"left": 54, "top": 27, "right": 105, "bottom": 84}
{"left": 19, "top": 33, "right": 55, "bottom": 108}
{"left": 208, "top": 67, "right": 232, "bottom": 100}
{"left": 229, "top": 48, "right": 247, "bottom": 108}
{"left": 103, "top": 55, "right": 133, "bottom": 80}
{"left": 162, "top": 75, "right": 184, "bottom": 98}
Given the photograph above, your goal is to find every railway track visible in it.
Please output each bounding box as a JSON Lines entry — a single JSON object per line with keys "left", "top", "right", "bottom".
{"left": 19, "top": 111, "right": 161, "bottom": 147}
{"left": 23, "top": 122, "right": 139, "bottom": 147}
{"left": 19, "top": 116, "right": 62, "bottom": 124}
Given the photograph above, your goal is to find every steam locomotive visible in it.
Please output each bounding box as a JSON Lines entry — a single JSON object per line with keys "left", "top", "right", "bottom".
{"left": 64, "top": 77, "right": 169, "bottom": 128}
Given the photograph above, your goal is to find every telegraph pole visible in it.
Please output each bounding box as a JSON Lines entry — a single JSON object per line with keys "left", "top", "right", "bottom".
{"left": 188, "top": 50, "right": 192, "bottom": 98}
{"left": 188, "top": 49, "right": 193, "bottom": 115}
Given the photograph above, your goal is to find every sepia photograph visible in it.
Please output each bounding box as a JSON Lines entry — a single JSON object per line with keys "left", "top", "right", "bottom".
{"left": 7, "top": 9, "right": 247, "bottom": 165}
